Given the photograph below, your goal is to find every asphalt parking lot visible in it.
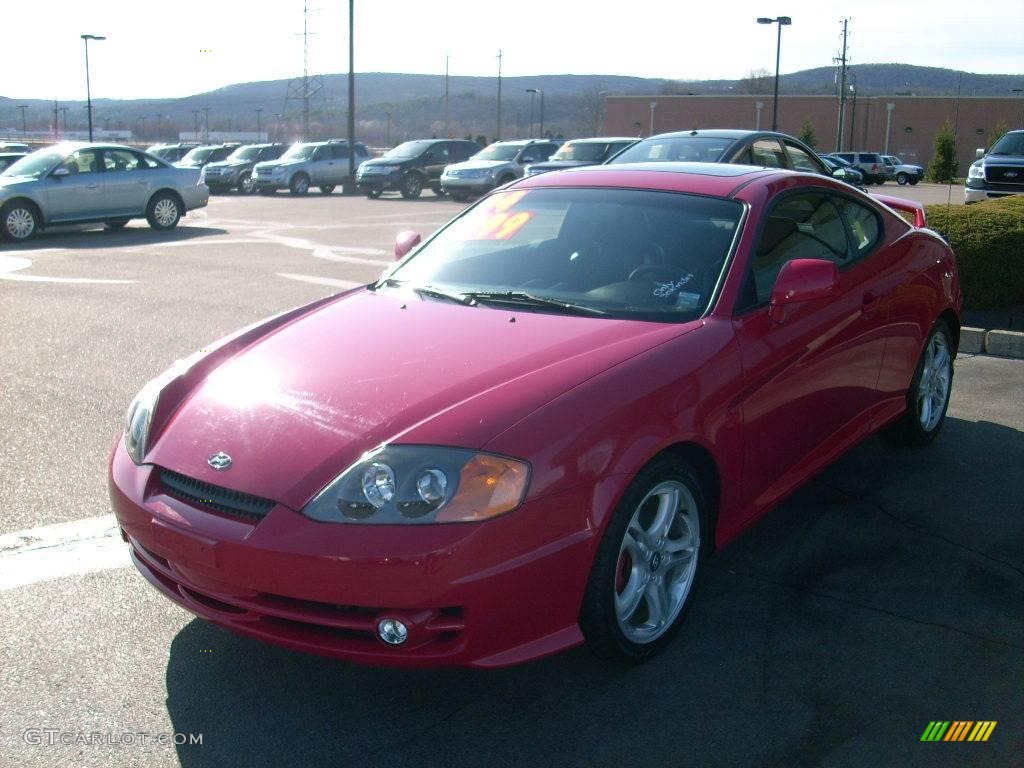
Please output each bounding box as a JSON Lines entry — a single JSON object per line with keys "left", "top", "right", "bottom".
{"left": 1, "top": 190, "right": 1021, "bottom": 768}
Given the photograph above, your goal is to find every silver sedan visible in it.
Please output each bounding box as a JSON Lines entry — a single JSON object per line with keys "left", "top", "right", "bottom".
{"left": 0, "top": 142, "right": 209, "bottom": 241}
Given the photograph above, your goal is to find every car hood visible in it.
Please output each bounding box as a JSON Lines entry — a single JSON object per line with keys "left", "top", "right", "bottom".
{"left": 448, "top": 160, "right": 512, "bottom": 171}
{"left": 361, "top": 157, "right": 408, "bottom": 167}
{"left": 528, "top": 160, "right": 592, "bottom": 171}
{"left": 146, "top": 289, "right": 694, "bottom": 509}
{"left": 0, "top": 175, "right": 38, "bottom": 191}
{"left": 984, "top": 154, "right": 1024, "bottom": 166}
{"left": 204, "top": 160, "right": 246, "bottom": 170}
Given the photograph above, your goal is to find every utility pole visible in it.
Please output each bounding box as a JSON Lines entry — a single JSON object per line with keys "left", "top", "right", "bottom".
{"left": 60, "top": 106, "right": 69, "bottom": 137}
{"left": 18, "top": 105, "right": 28, "bottom": 136}
{"left": 139, "top": 115, "right": 147, "bottom": 141}
{"left": 347, "top": 0, "right": 355, "bottom": 189}
{"left": 444, "top": 55, "right": 450, "bottom": 138}
{"left": 202, "top": 107, "right": 210, "bottom": 141}
{"left": 848, "top": 73, "right": 857, "bottom": 149}
{"left": 255, "top": 108, "right": 263, "bottom": 140}
{"left": 834, "top": 18, "right": 849, "bottom": 152}
{"left": 385, "top": 111, "right": 391, "bottom": 146}
{"left": 53, "top": 101, "right": 59, "bottom": 140}
{"left": 192, "top": 109, "right": 200, "bottom": 141}
{"left": 496, "top": 49, "right": 502, "bottom": 141}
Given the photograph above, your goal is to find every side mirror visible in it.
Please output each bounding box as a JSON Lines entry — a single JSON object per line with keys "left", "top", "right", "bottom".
{"left": 394, "top": 230, "right": 421, "bottom": 260}
{"left": 768, "top": 258, "right": 840, "bottom": 324}
{"left": 976, "top": 148, "right": 985, "bottom": 159}
{"left": 830, "top": 168, "right": 846, "bottom": 179}
{"left": 51, "top": 166, "right": 69, "bottom": 178}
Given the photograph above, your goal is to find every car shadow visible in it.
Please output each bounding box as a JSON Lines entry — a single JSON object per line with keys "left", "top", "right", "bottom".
{"left": 164, "top": 417, "right": 1024, "bottom": 768}
{"left": 0, "top": 224, "right": 228, "bottom": 250}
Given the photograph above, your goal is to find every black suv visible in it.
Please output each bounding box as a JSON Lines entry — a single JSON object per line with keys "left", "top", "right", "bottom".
{"left": 201, "top": 143, "right": 288, "bottom": 194}
{"left": 356, "top": 139, "right": 481, "bottom": 199}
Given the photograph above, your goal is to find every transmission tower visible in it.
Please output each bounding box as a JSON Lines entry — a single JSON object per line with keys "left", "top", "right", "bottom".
{"left": 283, "top": 0, "right": 327, "bottom": 140}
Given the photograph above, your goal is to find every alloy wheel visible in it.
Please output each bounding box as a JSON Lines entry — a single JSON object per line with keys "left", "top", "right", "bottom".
{"left": 917, "top": 331, "right": 951, "bottom": 432}
{"left": 5, "top": 206, "right": 35, "bottom": 239}
{"left": 153, "top": 199, "right": 178, "bottom": 228}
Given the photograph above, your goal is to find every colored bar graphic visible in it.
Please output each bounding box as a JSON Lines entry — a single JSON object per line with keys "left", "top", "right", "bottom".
{"left": 921, "top": 720, "right": 996, "bottom": 742}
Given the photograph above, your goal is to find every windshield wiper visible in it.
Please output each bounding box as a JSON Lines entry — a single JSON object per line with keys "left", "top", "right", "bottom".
{"left": 464, "top": 291, "right": 608, "bottom": 316}
{"left": 413, "top": 284, "right": 476, "bottom": 305}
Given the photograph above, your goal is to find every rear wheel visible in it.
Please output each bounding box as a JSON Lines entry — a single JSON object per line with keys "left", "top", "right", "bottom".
{"left": 1, "top": 200, "right": 39, "bottom": 241}
{"left": 289, "top": 174, "right": 310, "bottom": 196}
{"left": 366, "top": 188, "right": 383, "bottom": 199}
{"left": 580, "top": 454, "right": 707, "bottom": 662}
{"left": 896, "top": 172, "right": 909, "bottom": 185}
{"left": 883, "top": 321, "right": 954, "bottom": 446}
{"left": 146, "top": 192, "right": 181, "bottom": 231}
{"left": 400, "top": 173, "right": 423, "bottom": 199}
{"left": 319, "top": 185, "right": 336, "bottom": 195}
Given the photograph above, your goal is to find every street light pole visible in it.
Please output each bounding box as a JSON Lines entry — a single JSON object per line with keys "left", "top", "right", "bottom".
{"left": 526, "top": 88, "right": 544, "bottom": 138}
{"left": 347, "top": 0, "right": 356, "bottom": 190}
{"left": 756, "top": 16, "right": 791, "bottom": 132}
{"left": 526, "top": 89, "right": 535, "bottom": 138}
{"left": 255, "top": 108, "right": 263, "bottom": 140}
{"left": 17, "top": 105, "right": 28, "bottom": 136}
{"left": 81, "top": 34, "right": 106, "bottom": 142}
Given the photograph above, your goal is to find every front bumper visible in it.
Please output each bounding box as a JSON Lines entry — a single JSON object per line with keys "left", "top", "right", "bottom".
{"left": 108, "top": 440, "right": 594, "bottom": 668}
{"left": 964, "top": 180, "right": 1024, "bottom": 203}
{"left": 356, "top": 170, "right": 402, "bottom": 192}
{"left": 440, "top": 177, "right": 497, "bottom": 195}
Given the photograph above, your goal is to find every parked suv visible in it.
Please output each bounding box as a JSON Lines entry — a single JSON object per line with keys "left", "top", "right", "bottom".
{"left": 252, "top": 140, "right": 371, "bottom": 195}
{"left": 830, "top": 152, "right": 887, "bottom": 184}
{"left": 881, "top": 155, "right": 923, "bottom": 186}
{"left": 200, "top": 143, "right": 287, "bottom": 194}
{"left": 965, "top": 130, "right": 1024, "bottom": 204}
{"left": 357, "top": 139, "right": 480, "bottom": 199}
{"left": 523, "top": 137, "right": 637, "bottom": 177}
{"left": 174, "top": 144, "right": 241, "bottom": 170}
{"left": 440, "top": 139, "right": 562, "bottom": 200}
{"left": 146, "top": 143, "right": 200, "bottom": 163}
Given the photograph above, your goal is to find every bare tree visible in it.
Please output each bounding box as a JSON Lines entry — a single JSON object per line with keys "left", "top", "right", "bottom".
{"left": 576, "top": 83, "right": 607, "bottom": 137}
{"left": 740, "top": 68, "right": 773, "bottom": 95}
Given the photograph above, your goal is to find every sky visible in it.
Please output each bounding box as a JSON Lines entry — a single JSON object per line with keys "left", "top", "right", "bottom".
{"left": 4, "top": 0, "right": 1023, "bottom": 101}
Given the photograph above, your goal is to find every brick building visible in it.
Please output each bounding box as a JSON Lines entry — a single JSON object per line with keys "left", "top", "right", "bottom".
{"left": 606, "top": 95, "right": 1023, "bottom": 172}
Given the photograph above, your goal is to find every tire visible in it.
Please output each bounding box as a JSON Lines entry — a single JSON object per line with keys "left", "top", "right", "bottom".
{"left": 258, "top": 189, "right": 277, "bottom": 196}
{"left": 145, "top": 192, "right": 181, "bottom": 231}
{"left": 319, "top": 185, "right": 336, "bottom": 195}
{"left": 896, "top": 172, "right": 908, "bottom": 185}
{"left": 366, "top": 188, "right": 383, "bottom": 199}
{"left": 1, "top": 200, "right": 39, "bottom": 241}
{"left": 448, "top": 191, "right": 469, "bottom": 203}
{"left": 580, "top": 454, "right": 707, "bottom": 662}
{"left": 104, "top": 219, "right": 130, "bottom": 231}
{"left": 431, "top": 186, "right": 446, "bottom": 198}
{"left": 238, "top": 172, "right": 255, "bottom": 195}
{"left": 498, "top": 174, "right": 516, "bottom": 187}
{"left": 399, "top": 173, "right": 423, "bottom": 200}
{"left": 909, "top": 177, "right": 919, "bottom": 186}
{"left": 874, "top": 177, "right": 885, "bottom": 185}
{"left": 289, "top": 174, "right": 310, "bottom": 196}
{"left": 883, "top": 321, "right": 954, "bottom": 447}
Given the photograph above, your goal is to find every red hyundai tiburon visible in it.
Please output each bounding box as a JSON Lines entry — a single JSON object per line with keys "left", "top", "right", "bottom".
{"left": 109, "top": 163, "right": 961, "bottom": 667}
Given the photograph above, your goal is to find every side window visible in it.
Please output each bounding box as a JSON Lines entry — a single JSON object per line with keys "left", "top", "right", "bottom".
{"left": 750, "top": 138, "right": 786, "bottom": 168}
{"left": 835, "top": 197, "right": 882, "bottom": 258}
{"left": 103, "top": 149, "right": 144, "bottom": 172}
{"left": 783, "top": 141, "right": 820, "bottom": 173}
{"left": 519, "top": 145, "right": 541, "bottom": 163}
{"left": 747, "top": 193, "right": 850, "bottom": 306}
{"left": 312, "top": 146, "right": 330, "bottom": 161}
{"left": 836, "top": 153, "right": 854, "bottom": 164}
{"left": 63, "top": 149, "right": 101, "bottom": 175}
{"left": 331, "top": 144, "right": 350, "bottom": 160}
{"left": 540, "top": 143, "right": 560, "bottom": 160}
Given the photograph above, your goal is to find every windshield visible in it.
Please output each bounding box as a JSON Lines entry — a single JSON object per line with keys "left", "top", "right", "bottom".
{"left": 282, "top": 144, "right": 316, "bottom": 160}
{"left": 381, "top": 188, "right": 742, "bottom": 321}
{"left": 384, "top": 141, "right": 431, "bottom": 159}
{"left": 610, "top": 137, "right": 732, "bottom": 164}
{"left": 227, "top": 146, "right": 263, "bottom": 161}
{"left": 181, "top": 147, "right": 216, "bottom": 163}
{"left": 473, "top": 144, "right": 521, "bottom": 162}
{"left": 1, "top": 152, "right": 61, "bottom": 178}
{"left": 989, "top": 132, "right": 1024, "bottom": 156}
{"left": 550, "top": 142, "right": 608, "bottom": 162}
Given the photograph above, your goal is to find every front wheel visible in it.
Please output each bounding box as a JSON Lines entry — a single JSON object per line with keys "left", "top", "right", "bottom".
{"left": 896, "top": 172, "right": 909, "bottom": 185}
{"left": 319, "top": 185, "right": 336, "bottom": 195}
{"left": 580, "top": 454, "right": 707, "bottom": 662}
{"left": 146, "top": 193, "right": 181, "bottom": 231}
{"left": 1, "top": 200, "right": 39, "bottom": 241}
{"left": 399, "top": 173, "right": 423, "bottom": 200}
{"left": 883, "top": 321, "right": 954, "bottom": 446}
{"left": 289, "top": 174, "right": 310, "bottom": 196}
{"left": 238, "top": 172, "right": 255, "bottom": 194}
{"left": 366, "top": 188, "right": 382, "bottom": 199}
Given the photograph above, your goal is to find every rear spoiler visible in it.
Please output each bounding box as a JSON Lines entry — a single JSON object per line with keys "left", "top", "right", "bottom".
{"left": 872, "top": 194, "right": 926, "bottom": 228}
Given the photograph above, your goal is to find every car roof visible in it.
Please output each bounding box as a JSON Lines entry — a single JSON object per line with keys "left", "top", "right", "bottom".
{"left": 514, "top": 161, "right": 787, "bottom": 197}
{"left": 563, "top": 136, "right": 637, "bottom": 144}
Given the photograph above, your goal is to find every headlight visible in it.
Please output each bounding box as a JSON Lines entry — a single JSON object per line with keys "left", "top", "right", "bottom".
{"left": 302, "top": 445, "right": 530, "bottom": 524}
{"left": 968, "top": 163, "right": 985, "bottom": 179}
{"left": 124, "top": 380, "right": 160, "bottom": 465}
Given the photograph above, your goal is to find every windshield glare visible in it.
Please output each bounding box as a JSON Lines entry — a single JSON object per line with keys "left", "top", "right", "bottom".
{"left": 182, "top": 148, "right": 216, "bottom": 163}
{"left": 1, "top": 152, "right": 61, "bottom": 178}
{"left": 550, "top": 142, "right": 607, "bottom": 162}
{"left": 473, "top": 144, "right": 521, "bottom": 162}
{"left": 228, "top": 146, "right": 263, "bottom": 161}
{"left": 383, "top": 188, "right": 741, "bottom": 321}
{"left": 282, "top": 144, "right": 316, "bottom": 160}
{"left": 611, "top": 137, "right": 731, "bottom": 164}
{"left": 384, "top": 141, "right": 430, "bottom": 159}
{"left": 989, "top": 132, "right": 1024, "bottom": 156}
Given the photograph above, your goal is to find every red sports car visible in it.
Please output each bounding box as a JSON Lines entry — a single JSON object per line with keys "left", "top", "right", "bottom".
{"left": 109, "top": 162, "right": 961, "bottom": 667}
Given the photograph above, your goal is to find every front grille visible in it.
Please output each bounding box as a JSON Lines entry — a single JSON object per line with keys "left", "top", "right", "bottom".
{"left": 986, "top": 165, "right": 1024, "bottom": 187}
{"left": 159, "top": 468, "right": 275, "bottom": 521}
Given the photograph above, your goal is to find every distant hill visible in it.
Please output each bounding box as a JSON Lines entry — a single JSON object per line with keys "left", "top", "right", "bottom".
{"left": 2, "top": 64, "right": 1020, "bottom": 145}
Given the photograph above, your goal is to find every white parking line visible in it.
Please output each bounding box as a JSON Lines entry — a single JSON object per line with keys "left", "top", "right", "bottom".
{"left": 0, "top": 254, "right": 136, "bottom": 284}
{"left": 0, "top": 515, "right": 129, "bottom": 591}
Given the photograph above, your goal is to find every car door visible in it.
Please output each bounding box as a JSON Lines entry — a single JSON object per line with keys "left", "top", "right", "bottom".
{"left": 782, "top": 139, "right": 829, "bottom": 176}
{"left": 308, "top": 145, "right": 332, "bottom": 183}
{"left": 731, "top": 189, "right": 889, "bottom": 517}
{"left": 43, "top": 148, "right": 105, "bottom": 222}
{"left": 99, "top": 149, "right": 151, "bottom": 215}
{"left": 329, "top": 144, "right": 350, "bottom": 184}
{"left": 421, "top": 143, "right": 450, "bottom": 184}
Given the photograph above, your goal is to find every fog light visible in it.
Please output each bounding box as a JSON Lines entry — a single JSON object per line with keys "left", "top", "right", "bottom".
{"left": 377, "top": 618, "right": 408, "bottom": 646}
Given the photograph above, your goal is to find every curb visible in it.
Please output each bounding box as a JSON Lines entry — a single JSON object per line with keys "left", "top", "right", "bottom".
{"left": 961, "top": 327, "right": 1024, "bottom": 359}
